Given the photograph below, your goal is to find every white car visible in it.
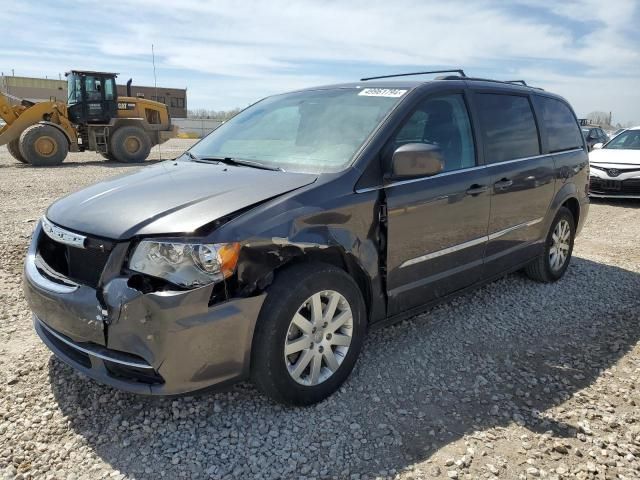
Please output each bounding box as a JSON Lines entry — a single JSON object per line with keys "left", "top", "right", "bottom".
{"left": 589, "top": 126, "right": 640, "bottom": 198}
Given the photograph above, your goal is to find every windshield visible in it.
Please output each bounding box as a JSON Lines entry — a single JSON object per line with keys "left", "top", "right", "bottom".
{"left": 67, "top": 74, "right": 81, "bottom": 104}
{"left": 188, "top": 87, "right": 407, "bottom": 173}
{"left": 604, "top": 130, "right": 640, "bottom": 150}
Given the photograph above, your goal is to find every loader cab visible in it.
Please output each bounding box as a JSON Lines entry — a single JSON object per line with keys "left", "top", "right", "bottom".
{"left": 66, "top": 70, "right": 118, "bottom": 124}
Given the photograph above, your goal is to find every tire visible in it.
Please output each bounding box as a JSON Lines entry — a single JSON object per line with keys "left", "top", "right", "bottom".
{"left": 524, "top": 206, "right": 575, "bottom": 283}
{"left": 19, "top": 124, "right": 68, "bottom": 166}
{"left": 7, "top": 139, "right": 27, "bottom": 163}
{"left": 100, "top": 152, "right": 117, "bottom": 162}
{"left": 251, "top": 263, "right": 366, "bottom": 406}
{"left": 109, "top": 126, "right": 151, "bottom": 163}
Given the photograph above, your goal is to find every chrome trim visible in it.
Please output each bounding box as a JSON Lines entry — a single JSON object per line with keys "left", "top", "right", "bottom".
{"left": 486, "top": 153, "right": 549, "bottom": 166}
{"left": 552, "top": 147, "right": 585, "bottom": 156}
{"left": 355, "top": 149, "right": 583, "bottom": 194}
{"left": 487, "top": 217, "right": 544, "bottom": 240}
{"left": 37, "top": 317, "right": 154, "bottom": 370}
{"left": 399, "top": 217, "right": 544, "bottom": 268}
{"left": 355, "top": 165, "right": 488, "bottom": 193}
{"left": 26, "top": 252, "right": 79, "bottom": 294}
{"left": 41, "top": 216, "right": 86, "bottom": 249}
{"left": 400, "top": 236, "right": 487, "bottom": 268}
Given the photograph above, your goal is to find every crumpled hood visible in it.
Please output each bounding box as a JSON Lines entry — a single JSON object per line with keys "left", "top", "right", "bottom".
{"left": 46, "top": 160, "right": 316, "bottom": 240}
{"left": 589, "top": 149, "right": 640, "bottom": 166}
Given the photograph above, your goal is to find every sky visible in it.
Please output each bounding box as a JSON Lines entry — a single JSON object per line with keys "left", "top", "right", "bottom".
{"left": 3, "top": 0, "right": 639, "bottom": 124}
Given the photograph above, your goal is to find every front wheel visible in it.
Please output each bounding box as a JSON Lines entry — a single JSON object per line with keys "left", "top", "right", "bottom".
{"left": 7, "top": 139, "right": 27, "bottom": 163}
{"left": 251, "top": 263, "right": 366, "bottom": 406}
{"left": 524, "top": 206, "right": 575, "bottom": 282}
{"left": 19, "top": 124, "right": 68, "bottom": 166}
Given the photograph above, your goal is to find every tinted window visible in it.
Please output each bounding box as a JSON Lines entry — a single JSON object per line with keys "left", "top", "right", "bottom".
{"left": 84, "top": 76, "right": 103, "bottom": 101}
{"left": 104, "top": 78, "right": 115, "bottom": 101}
{"left": 477, "top": 94, "right": 540, "bottom": 163}
{"left": 391, "top": 94, "right": 475, "bottom": 172}
{"left": 533, "top": 96, "right": 583, "bottom": 152}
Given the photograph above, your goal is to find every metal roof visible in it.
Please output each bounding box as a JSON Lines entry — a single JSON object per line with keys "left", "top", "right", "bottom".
{"left": 65, "top": 70, "right": 119, "bottom": 77}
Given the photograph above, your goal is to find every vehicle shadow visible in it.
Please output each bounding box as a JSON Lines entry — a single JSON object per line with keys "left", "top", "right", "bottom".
{"left": 589, "top": 197, "right": 640, "bottom": 208}
{"left": 50, "top": 257, "right": 640, "bottom": 479}
{"left": 0, "top": 159, "right": 167, "bottom": 169}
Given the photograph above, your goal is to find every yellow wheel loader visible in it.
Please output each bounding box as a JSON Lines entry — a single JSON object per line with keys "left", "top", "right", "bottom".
{"left": 0, "top": 70, "right": 177, "bottom": 166}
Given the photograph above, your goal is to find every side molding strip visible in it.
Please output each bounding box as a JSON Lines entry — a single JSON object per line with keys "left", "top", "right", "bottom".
{"left": 399, "top": 217, "right": 544, "bottom": 268}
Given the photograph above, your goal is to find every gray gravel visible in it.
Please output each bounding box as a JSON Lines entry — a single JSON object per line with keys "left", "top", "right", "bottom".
{"left": 1, "top": 141, "right": 640, "bottom": 479}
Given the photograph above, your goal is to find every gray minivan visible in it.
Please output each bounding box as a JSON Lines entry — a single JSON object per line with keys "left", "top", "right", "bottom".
{"left": 24, "top": 70, "right": 589, "bottom": 405}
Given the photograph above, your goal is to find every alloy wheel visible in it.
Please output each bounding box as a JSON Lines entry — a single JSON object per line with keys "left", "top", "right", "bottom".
{"left": 549, "top": 219, "right": 571, "bottom": 271}
{"left": 284, "top": 290, "right": 353, "bottom": 386}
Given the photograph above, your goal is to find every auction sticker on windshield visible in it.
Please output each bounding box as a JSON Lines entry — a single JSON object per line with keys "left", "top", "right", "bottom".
{"left": 358, "top": 88, "right": 407, "bottom": 97}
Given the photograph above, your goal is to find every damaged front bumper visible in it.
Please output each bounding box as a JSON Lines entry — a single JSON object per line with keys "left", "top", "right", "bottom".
{"left": 24, "top": 223, "right": 265, "bottom": 395}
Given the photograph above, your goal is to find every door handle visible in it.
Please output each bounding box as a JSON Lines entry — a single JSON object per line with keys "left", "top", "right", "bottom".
{"left": 465, "top": 184, "right": 489, "bottom": 196}
{"left": 494, "top": 178, "right": 513, "bottom": 190}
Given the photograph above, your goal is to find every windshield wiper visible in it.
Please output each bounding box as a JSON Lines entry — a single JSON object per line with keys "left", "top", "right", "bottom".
{"left": 188, "top": 153, "right": 283, "bottom": 171}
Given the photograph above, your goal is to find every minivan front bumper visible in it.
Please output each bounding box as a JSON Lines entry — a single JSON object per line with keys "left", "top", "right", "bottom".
{"left": 24, "top": 223, "right": 266, "bottom": 395}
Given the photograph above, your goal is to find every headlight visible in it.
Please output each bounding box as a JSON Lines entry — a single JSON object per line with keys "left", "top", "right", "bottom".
{"left": 129, "top": 240, "right": 240, "bottom": 288}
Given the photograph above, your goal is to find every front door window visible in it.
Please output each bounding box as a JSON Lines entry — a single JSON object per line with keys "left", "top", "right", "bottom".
{"left": 84, "top": 76, "right": 103, "bottom": 101}
{"left": 391, "top": 94, "right": 476, "bottom": 173}
{"left": 104, "top": 78, "right": 115, "bottom": 101}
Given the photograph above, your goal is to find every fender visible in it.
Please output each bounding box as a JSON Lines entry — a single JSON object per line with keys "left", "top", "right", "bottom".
{"left": 38, "top": 121, "right": 74, "bottom": 144}
{"left": 542, "top": 181, "right": 580, "bottom": 234}
{"left": 210, "top": 183, "right": 387, "bottom": 324}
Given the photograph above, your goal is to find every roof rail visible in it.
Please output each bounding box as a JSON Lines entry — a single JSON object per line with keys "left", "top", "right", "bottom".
{"left": 360, "top": 69, "right": 466, "bottom": 81}
{"left": 505, "top": 80, "right": 527, "bottom": 86}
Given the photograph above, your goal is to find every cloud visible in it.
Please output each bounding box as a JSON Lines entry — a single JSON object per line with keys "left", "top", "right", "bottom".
{"left": 1, "top": 0, "right": 639, "bottom": 123}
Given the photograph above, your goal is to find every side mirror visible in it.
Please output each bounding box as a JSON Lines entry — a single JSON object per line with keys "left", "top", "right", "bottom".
{"left": 588, "top": 132, "right": 598, "bottom": 140}
{"left": 390, "top": 143, "right": 444, "bottom": 179}
{"left": 592, "top": 143, "right": 603, "bottom": 150}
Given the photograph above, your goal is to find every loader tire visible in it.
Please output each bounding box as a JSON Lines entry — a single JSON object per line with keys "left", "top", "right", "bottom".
{"left": 100, "top": 152, "right": 117, "bottom": 162}
{"left": 19, "top": 124, "right": 68, "bottom": 167}
{"left": 7, "top": 139, "right": 27, "bottom": 163}
{"left": 109, "top": 126, "right": 151, "bottom": 163}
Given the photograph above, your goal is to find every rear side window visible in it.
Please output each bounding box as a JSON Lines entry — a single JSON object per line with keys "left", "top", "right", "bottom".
{"left": 477, "top": 94, "right": 540, "bottom": 163}
{"left": 533, "top": 95, "right": 582, "bottom": 153}
{"left": 533, "top": 96, "right": 583, "bottom": 152}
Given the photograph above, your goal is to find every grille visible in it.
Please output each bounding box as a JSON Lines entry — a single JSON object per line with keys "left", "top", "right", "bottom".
{"left": 590, "top": 177, "right": 640, "bottom": 196}
{"left": 38, "top": 319, "right": 164, "bottom": 385}
{"left": 104, "top": 361, "right": 165, "bottom": 385}
{"left": 40, "top": 323, "right": 92, "bottom": 368}
{"left": 37, "top": 229, "right": 111, "bottom": 288}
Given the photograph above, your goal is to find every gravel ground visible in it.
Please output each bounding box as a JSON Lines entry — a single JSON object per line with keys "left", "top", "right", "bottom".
{"left": 1, "top": 140, "right": 639, "bottom": 480}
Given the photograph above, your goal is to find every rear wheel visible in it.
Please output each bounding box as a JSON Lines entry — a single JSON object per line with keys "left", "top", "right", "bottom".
{"left": 19, "top": 124, "right": 68, "bottom": 166}
{"left": 251, "top": 263, "right": 366, "bottom": 405}
{"left": 99, "top": 152, "right": 117, "bottom": 161}
{"left": 109, "top": 126, "right": 151, "bottom": 163}
{"left": 7, "top": 139, "right": 27, "bottom": 163}
{"left": 524, "top": 206, "right": 575, "bottom": 282}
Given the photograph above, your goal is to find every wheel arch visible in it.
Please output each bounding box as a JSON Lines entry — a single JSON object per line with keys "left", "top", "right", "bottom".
{"left": 239, "top": 243, "right": 375, "bottom": 325}
{"left": 286, "top": 249, "right": 372, "bottom": 322}
{"left": 547, "top": 182, "right": 581, "bottom": 228}
{"left": 561, "top": 196, "right": 580, "bottom": 226}
{"left": 38, "top": 121, "right": 73, "bottom": 146}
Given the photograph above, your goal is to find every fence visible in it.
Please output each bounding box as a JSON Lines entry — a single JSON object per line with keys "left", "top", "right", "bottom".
{"left": 173, "top": 118, "right": 223, "bottom": 138}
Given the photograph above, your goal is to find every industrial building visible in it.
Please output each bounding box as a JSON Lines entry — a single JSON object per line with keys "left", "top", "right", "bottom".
{"left": 0, "top": 74, "right": 187, "bottom": 118}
